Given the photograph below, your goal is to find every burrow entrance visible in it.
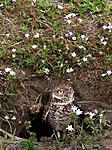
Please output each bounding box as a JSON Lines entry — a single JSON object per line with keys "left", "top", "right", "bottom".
{"left": 19, "top": 108, "right": 53, "bottom": 141}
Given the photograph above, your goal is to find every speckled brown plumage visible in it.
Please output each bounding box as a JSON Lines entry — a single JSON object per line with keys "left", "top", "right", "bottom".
{"left": 44, "top": 82, "right": 74, "bottom": 138}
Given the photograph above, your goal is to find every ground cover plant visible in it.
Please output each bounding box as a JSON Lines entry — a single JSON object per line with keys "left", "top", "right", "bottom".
{"left": 0, "top": 0, "right": 112, "bottom": 149}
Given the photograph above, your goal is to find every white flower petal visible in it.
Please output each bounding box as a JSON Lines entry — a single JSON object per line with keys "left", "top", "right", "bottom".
{"left": 25, "top": 33, "right": 29, "bottom": 38}
{"left": 5, "top": 67, "right": 11, "bottom": 73}
{"left": 58, "top": 5, "right": 63, "bottom": 10}
{"left": 4, "top": 116, "right": 9, "bottom": 120}
{"left": 11, "top": 116, "right": 16, "bottom": 120}
{"left": 107, "top": 70, "right": 111, "bottom": 75}
{"left": 34, "top": 33, "right": 39, "bottom": 38}
{"left": 83, "top": 57, "right": 88, "bottom": 62}
{"left": 72, "top": 36, "right": 76, "bottom": 41}
{"left": 71, "top": 52, "right": 76, "bottom": 57}
{"left": 12, "top": 54, "right": 16, "bottom": 58}
{"left": 32, "top": 45, "right": 37, "bottom": 49}
{"left": 66, "top": 68, "right": 73, "bottom": 73}
{"left": 12, "top": 48, "right": 16, "bottom": 52}
{"left": 66, "top": 125, "right": 74, "bottom": 131}
{"left": 71, "top": 105, "right": 78, "bottom": 112}
{"left": 10, "top": 71, "right": 16, "bottom": 76}
{"left": 76, "top": 109, "right": 83, "bottom": 115}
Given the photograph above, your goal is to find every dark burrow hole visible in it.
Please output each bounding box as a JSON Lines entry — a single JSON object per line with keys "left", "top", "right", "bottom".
{"left": 19, "top": 108, "right": 53, "bottom": 141}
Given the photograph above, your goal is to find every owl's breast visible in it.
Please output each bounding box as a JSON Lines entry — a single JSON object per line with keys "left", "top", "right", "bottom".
{"left": 47, "top": 102, "right": 73, "bottom": 131}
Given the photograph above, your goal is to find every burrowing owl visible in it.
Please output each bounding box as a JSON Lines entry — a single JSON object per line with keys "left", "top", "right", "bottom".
{"left": 44, "top": 82, "right": 74, "bottom": 138}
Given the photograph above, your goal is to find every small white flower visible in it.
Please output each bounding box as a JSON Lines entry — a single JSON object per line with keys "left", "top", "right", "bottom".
{"left": 99, "top": 113, "right": 103, "bottom": 124}
{"left": 71, "top": 105, "right": 78, "bottom": 112}
{"left": 60, "top": 63, "right": 63, "bottom": 68}
{"left": 67, "top": 20, "right": 72, "bottom": 24}
{"left": 58, "top": 5, "right": 63, "bottom": 10}
{"left": 108, "top": 22, "right": 112, "bottom": 29}
{"left": 66, "top": 67, "right": 73, "bottom": 73}
{"left": 32, "top": 45, "right": 37, "bottom": 49}
{"left": 81, "top": 35, "right": 88, "bottom": 41}
{"left": 83, "top": 57, "right": 88, "bottom": 62}
{"left": 53, "top": 34, "right": 56, "bottom": 38}
{"left": 6, "top": 33, "right": 11, "bottom": 37}
{"left": 71, "top": 52, "right": 76, "bottom": 57}
{"left": 5, "top": 67, "right": 11, "bottom": 73}
{"left": 11, "top": 116, "right": 16, "bottom": 120}
{"left": 101, "top": 37, "right": 104, "bottom": 43}
{"left": 34, "top": 33, "right": 39, "bottom": 38}
{"left": 85, "top": 37, "right": 89, "bottom": 41}
{"left": 0, "top": 4, "right": 3, "bottom": 7}
{"left": 99, "top": 51, "right": 103, "bottom": 55}
{"left": 107, "top": 70, "right": 111, "bottom": 75}
{"left": 71, "top": 13, "right": 76, "bottom": 17}
{"left": 72, "top": 36, "right": 76, "bottom": 41}
{"left": 81, "top": 35, "right": 86, "bottom": 39}
{"left": 89, "top": 112, "right": 96, "bottom": 119}
{"left": 102, "top": 41, "right": 107, "bottom": 45}
{"left": 4, "top": 116, "right": 9, "bottom": 120}
{"left": 10, "top": 71, "right": 16, "bottom": 76}
{"left": 25, "top": 33, "right": 29, "bottom": 38}
{"left": 44, "top": 44, "right": 46, "bottom": 49}
{"left": 85, "top": 112, "right": 96, "bottom": 119}
{"left": 76, "top": 109, "right": 83, "bottom": 115}
{"left": 12, "top": 54, "right": 16, "bottom": 58}
{"left": 78, "top": 18, "right": 83, "bottom": 23}
{"left": 19, "top": 120, "right": 22, "bottom": 124}
{"left": 99, "top": 113, "right": 103, "bottom": 118}
{"left": 66, "top": 125, "right": 74, "bottom": 131}
{"left": 44, "top": 68, "right": 49, "bottom": 74}
{"left": 78, "top": 45, "right": 86, "bottom": 50}
{"left": 67, "top": 78, "right": 70, "bottom": 81}
{"left": 103, "top": 25, "right": 107, "bottom": 30}
{"left": 65, "top": 33, "right": 69, "bottom": 37}
{"left": 42, "top": 60, "right": 45, "bottom": 63}
{"left": 12, "top": 0, "right": 16, "bottom": 2}
{"left": 69, "top": 32, "right": 73, "bottom": 36}
{"left": 101, "top": 73, "right": 106, "bottom": 77}
{"left": 12, "top": 48, "right": 16, "bottom": 52}
{"left": 65, "top": 13, "right": 76, "bottom": 19}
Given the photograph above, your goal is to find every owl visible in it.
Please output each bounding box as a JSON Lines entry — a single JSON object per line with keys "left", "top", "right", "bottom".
{"left": 44, "top": 82, "right": 74, "bottom": 139}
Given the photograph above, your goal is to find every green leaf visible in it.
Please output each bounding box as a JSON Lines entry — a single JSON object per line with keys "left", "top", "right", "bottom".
{"left": 0, "top": 51, "right": 4, "bottom": 58}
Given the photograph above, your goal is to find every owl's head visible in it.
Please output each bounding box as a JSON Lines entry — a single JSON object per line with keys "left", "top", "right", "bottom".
{"left": 51, "top": 83, "right": 74, "bottom": 102}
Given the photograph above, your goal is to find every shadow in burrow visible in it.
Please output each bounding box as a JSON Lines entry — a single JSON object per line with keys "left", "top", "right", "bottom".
{"left": 19, "top": 91, "right": 54, "bottom": 141}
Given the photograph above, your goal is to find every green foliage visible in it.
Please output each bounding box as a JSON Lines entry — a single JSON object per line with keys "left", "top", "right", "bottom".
{"left": 19, "top": 135, "right": 40, "bottom": 150}
{"left": 36, "top": 0, "right": 52, "bottom": 10}
{"left": 63, "top": 110, "right": 111, "bottom": 149}
{"left": 0, "top": 140, "right": 3, "bottom": 150}
{"left": 0, "top": 51, "right": 4, "bottom": 58}
{"left": 66, "top": 0, "right": 112, "bottom": 15}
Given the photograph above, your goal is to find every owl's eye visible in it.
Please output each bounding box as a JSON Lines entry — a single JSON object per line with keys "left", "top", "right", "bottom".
{"left": 58, "top": 90, "right": 63, "bottom": 95}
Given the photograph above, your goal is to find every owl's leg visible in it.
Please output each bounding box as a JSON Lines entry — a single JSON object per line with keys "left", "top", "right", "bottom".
{"left": 51, "top": 132, "right": 55, "bottom": 139}
{"left": 51, "top": 130, "right": 60, "bottom": 140}
{"left": 54, "top": 130, "right": 60, "bottom": 140}
{"left": 56, "top": 131, "right": 60, "bottom": 139}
